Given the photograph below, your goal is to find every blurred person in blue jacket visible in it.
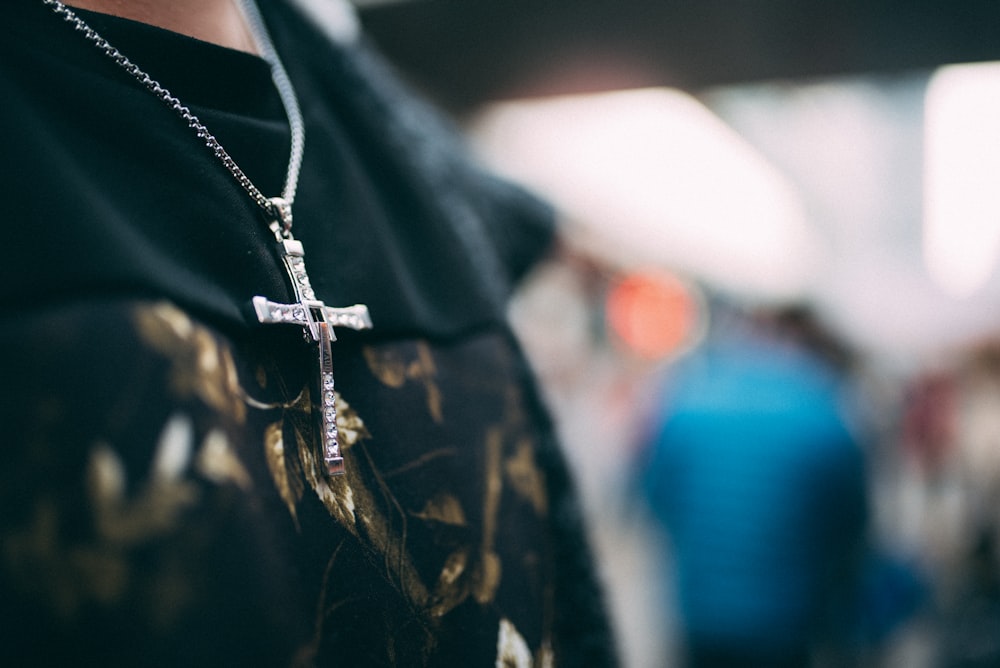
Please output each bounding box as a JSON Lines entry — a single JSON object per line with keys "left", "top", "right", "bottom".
{"left": 639, "top": 304, "right": 869, "bottom": 667}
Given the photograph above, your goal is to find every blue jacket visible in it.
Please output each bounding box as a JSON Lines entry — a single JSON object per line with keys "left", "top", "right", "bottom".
{"left": 642, "top": 337, "right": 868, "bottom": 650}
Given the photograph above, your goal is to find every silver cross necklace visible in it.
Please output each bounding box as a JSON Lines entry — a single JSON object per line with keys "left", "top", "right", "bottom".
{"left": 44, "top": 0, "right": 373, "bottom": 477}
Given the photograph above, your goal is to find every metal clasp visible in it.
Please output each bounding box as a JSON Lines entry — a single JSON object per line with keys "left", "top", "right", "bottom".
{"left": 267, "top": 196, "right": 294, "bottom": 239}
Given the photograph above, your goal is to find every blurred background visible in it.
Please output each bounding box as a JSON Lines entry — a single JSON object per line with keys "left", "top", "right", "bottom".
{"left": 354, "top": 2, "right": 1000, "bottom": 665}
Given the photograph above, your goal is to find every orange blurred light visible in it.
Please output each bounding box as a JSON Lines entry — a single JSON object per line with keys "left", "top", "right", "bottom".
{"left": 605, "top": 271, "right": 699, "bottom": 360}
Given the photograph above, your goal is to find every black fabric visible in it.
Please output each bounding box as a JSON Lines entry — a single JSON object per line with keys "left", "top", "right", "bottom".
{"left": 2, "top": 0, "right": 554, "bottom": 339}
{"left": 0, "top": 2, "right": 617, "bottom": 666}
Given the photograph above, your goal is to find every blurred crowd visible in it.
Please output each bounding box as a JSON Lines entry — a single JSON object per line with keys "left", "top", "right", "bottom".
{"left": 510, "top": 252, "right": 1000, "bottom": 668}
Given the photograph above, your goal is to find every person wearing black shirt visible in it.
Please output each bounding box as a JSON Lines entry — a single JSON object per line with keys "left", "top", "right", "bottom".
{"left": 0, "top": 1, "right": 618, "bottom": 665}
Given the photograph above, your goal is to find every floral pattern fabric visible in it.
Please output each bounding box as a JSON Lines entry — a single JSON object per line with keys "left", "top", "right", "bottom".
{"left": 0, "top": 300, "right": 572, "bottom": 666}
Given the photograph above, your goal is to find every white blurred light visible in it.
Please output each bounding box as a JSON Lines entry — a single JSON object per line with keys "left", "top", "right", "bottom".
{"left": 924, "top": 61, "right": 1000, "bottom": 298}
{"left": 469, "top": 88, "right": 821, "bottom": 300}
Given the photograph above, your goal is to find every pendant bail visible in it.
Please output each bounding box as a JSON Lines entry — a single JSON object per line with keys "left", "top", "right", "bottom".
{"left": 268, "top": 196, "right": 294, "bottom": 237}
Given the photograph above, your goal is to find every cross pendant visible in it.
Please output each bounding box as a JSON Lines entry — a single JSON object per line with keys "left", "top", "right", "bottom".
{"left": 252, "top": 200, "right": 372, "bottom": 477}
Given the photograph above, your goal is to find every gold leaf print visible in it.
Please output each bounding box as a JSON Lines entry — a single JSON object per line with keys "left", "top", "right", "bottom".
{"left": 296, "top": 425, "right": 356, "bottom": 531}
{"left": 135, "top": 300, "right": 195, "bottom": 343}
{"left": 255, "top": 364, "right": 269, "bottom": 391}
{"left": 482, "top": 428, "right": 503, "bottom": 542}
{"left": 335, "top": 392, "right": 370, "bottom": 451}
{"left": 153, "top": 413, "right": 194, "bottom": 482}
{"left": 474, "top": 551, "right": 502, "bottom": 607}
{"left": 536, "top": 645, "right": 555, "bottom": 668}
{"left": 295, "top": 402, "right": 430, "bottom": 609}
{"left": 504, "top": 438, "right": 548, "bottom": 516}
{"left": 2, "top": 499, "right": 118, "bottom": 618}
{"left": 196, "top": 429, "right": 252, "bottom": 491}
{"left": 497, "top": 618, "right": 533, "bottom": 668}
{"left": 6, "top": 416, "right": 204, "bottom": 619}
{"left": 4, "top": 410, "right": 259, "bottom": 629}
{"left": 475, "top": 428, "right": 504, "bottom": 605}
{"left": 88, "top": 443, "right": 126, "bottom": 507}
{"left": 134, "top": 302, "right": 246, "bottom": 422}
{"left": 412, "top": 493, "right": 467, "bottom": 526}
{"left": 90, "top": 418, "right": 199, "bottom": 545}
{"left": 363, "top": 342, "right": 443, "bottom": 423}
{"left": 362, "top": 346, "right": 408, "bottom": 387}
{"left": 264, "top": 421, "right": 303, "bottom": 525}
{"left": 429, "top": 547, "right": 471, "bottom": 618}
{"left": 438, "top": 548, "right": 469, "bottom": 588}
{"left": 292, "top": 391, "right": 371, "bottom": 530}
{"left": 354, "top": 487, "right": 429, "bottom": 610}
{"left": 415, "top": 342, "right": 443, "bottom": 423}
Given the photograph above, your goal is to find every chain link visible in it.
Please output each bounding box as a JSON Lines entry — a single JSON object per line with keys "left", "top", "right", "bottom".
{"left": 42, "top": 0, "right": 305, "bottom": 227}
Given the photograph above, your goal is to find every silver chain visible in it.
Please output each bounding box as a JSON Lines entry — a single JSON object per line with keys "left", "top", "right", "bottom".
{"left": 42, "top": 0, "right": 306, "bottom": 230}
